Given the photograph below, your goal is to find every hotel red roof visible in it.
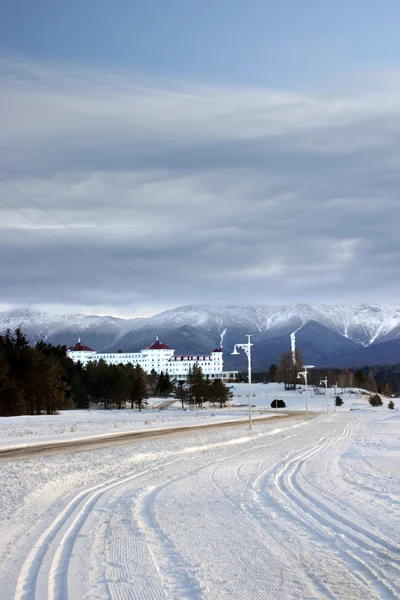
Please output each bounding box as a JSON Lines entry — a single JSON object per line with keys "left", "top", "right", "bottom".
{"left": 68, "top": 342, "right": 94, "bottom": 352}
{"left": 213, "top": 348, "right": 223, "bottom": 352}
{"left": 145, "top": 339, "right": 172, "bottom": 350}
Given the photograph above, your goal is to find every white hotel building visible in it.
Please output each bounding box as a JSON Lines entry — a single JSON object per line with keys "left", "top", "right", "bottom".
{"left": 67, "top": 338, "right": 238, "bottom": 382}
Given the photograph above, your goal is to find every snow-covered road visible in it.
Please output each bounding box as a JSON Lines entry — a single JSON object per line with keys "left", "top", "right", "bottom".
{"left": 1, "top": 412, "right": 399, "bottom": 600}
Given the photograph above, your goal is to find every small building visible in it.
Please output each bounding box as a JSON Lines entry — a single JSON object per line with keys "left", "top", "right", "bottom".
{"left": 67, "top": 337, "right": 238, "bottom": 382}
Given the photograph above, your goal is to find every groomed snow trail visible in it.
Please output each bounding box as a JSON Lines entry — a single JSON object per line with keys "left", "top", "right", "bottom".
{"left": 2, "top": 413, "right": 399, "bottom": 600}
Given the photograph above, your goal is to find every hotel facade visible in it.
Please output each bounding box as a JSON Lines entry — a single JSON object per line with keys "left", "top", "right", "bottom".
{"left": 67, "top": 338, "right": 238, "bottom": 382}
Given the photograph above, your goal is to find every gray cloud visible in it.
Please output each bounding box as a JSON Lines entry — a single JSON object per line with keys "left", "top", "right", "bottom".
{"left": 1, "top": 57, "right": 399, "bottom": 316}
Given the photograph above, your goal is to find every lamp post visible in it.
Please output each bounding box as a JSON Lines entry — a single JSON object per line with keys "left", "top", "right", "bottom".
{"left": 297, "top": 365, "right": 314, "bottom": 421}
{"left": 320, "top": 377, "right": 328, "bottom": 413}
{"left": 232, "top": 333, "right": 254, "bottom": 430}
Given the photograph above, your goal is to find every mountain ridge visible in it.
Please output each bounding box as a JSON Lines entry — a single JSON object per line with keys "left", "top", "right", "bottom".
{"left": 1, "top": 304, "right": 400, "bottom": 369}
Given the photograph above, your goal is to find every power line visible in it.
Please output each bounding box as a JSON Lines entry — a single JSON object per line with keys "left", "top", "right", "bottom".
{"left": 0, "top": 194, "right": 130, "bottom": 281}
{"left": 0, "top": 177, "right": 174, "bottom": 307}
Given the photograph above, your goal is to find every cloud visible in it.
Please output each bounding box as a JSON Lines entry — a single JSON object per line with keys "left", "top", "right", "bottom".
{"left": 1, "top": 56, "right": 399, "bottom": 316}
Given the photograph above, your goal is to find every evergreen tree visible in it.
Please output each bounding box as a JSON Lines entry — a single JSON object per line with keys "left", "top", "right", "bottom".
{"left": 354, "top": 369, "right": 366, "bottom": 390}
{"left": 31, "top": 352, "right": 70, "bottom": 414}
{"left": 369, "top": 394, "right": 383, "bottom": 407}
{"left": 335, "top": 396, "right": 344, "bottom": 407}
{"left": 209, "top": 378, "right": 230, "bottom": 408}
{"left": 0, "top": 328, "right": 33, "bottom": 413}
{"left": 268, "top": 363, "right": 277, "bottom": 382}
{"left": 108, "top": 364, "right": 129, "bottom": 409}
{"left": 188, "top": 364, "right": 205, "bottom": 407}
{"left": 175, "top": 380, "right": 188, "bottom": 409}
{"left": 158, "top": 371, "right": 174, "bottom": 397}
{"left": 147, "top": 369, "right": 159, "bottom": 397}
{"left": 70, "top": 362, "right": 89, "bottom": 409}
{"left": 86, "top": 360, "right": 113, "bottom": 409}
{"left": 0, "top": 350, "right": 24, "bottom": 416}
{"left": 131, "top": 365, "right": 147, "bottom": 411}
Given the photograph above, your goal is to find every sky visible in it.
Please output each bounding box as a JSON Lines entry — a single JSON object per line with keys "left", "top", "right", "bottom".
{"left": 1, "top": 1, "right": 400, "bottom": 317}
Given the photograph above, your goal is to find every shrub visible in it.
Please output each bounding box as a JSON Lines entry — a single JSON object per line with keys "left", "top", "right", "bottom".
{"left": 335, "top": 396, "right": 344, "bottom": 407}
{"left": 388, "top": 400, "right": 395, "bottom": 410}
{"left": 271, "top": 399, "right": 286, "bottom": 408}
{"left": 369, "top": 394, "right": 383, "bottom": 407}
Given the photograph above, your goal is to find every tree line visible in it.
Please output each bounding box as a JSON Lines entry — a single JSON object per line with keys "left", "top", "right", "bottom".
{"left": 266, "top": 349, "right": 394, "bottom": 396}
{"left": 0, "top": 329, "right": 231, "bottom": 416}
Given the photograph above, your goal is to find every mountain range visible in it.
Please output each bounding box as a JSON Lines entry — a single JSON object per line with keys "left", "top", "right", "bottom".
{"left": 1, "top": 304, "right": 400, "bottom": 371}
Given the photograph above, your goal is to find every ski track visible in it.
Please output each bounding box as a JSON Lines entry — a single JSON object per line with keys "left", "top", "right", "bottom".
{"left": 269, "top": 420, "right": 400, "bottom": 599}
{"left": 8, "top": 413, "right": 400, "bottom": 600}
{"left": 212, "top": 418, "right": 400, "bottom": 599}
{"left": 11, "top": 421, "right": 309, "bottom": 600}
{"left": 14, "top": 460, "right": 180, "bottom": 600}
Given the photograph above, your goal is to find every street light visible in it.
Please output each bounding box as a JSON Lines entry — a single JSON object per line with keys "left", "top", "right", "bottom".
{"left": 297, "top": 365, "right": 314, "bottom": 421}
{"left": 320, "top": 377, "right": 328, "bottom": 413}
{"left": 232, "top": 333, "right": 254, "bottom": 430}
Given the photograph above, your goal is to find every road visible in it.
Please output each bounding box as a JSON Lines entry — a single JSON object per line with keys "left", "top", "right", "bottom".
{"left": 0, "top": 412, "right": 302, "bottom": 462}
{"left": 1, "top": 412, "right": 399, "bottom": 599}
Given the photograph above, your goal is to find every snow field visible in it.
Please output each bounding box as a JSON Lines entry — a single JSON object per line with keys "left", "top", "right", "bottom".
{"left": 0, "top": 403, "right": 276, "bottom": 450}
{"left": 0, "top": 410, "right": 399, "bottom": 599}
{"left": 0, "top": 383, "right": 392, "bottom": 451}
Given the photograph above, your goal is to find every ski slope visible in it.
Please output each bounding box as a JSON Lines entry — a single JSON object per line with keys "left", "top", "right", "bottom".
{"left": 0, "top": 410, "right": 399, "bottom": 599}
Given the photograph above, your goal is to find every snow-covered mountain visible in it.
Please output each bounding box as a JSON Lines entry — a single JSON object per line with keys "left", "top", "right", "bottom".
{"left": 134, "top": 304, "right": 400, "bottom": 346}
{"left": 1, "top": 304, "right": 400, "bottom": 369}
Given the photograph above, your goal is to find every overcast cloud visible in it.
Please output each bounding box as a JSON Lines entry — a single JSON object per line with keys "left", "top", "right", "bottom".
{"left": 0, "top": 58, "right": 399, "bottom": 316}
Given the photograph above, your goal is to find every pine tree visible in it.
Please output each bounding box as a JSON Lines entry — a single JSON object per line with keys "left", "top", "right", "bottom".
{"left": 0, "top": 350, "right": 25, "bottom": 416}
{"left": 268, "top": 364, "right": 277, "bottom": 382}
{"left": 188, "top": 364, "right": 205, "bottom": 407}
{"left": 147, "top": 369, "right": 159, "bottom": 397}
{"left": 354, "top": 369, "right": 366, "bottom": 390}
{"left": 158, "top": 372, "right": 173, "bottom": 397}
{"left": 131, "top": 365, "right": 147, "bottom": 411}
{"left": 31, "top": 353, "right": 69, "bottom": 414}
{"left": 210, "top": 378, "right": 230, "bottom": 408}
{"left": 175, "top": 381, "right": 188, "bottom": 409}
{"left": 70, "top": 362, "right": 89, "bottom": 409}
{"left": 369, "top": 394, "right": 383, "bottom": 407}
{"left": 157, "top": 372, "right": 166, "bottom": 397}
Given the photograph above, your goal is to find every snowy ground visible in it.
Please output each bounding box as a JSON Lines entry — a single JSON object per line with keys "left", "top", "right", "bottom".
{"left": 0, "top": 383, "right": 389, "bottom": 450}
{"left": 0, "top": 408, "right": 399, "bottom": 600}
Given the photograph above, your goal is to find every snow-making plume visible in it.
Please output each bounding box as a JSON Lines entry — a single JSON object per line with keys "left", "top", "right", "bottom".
{"left": 220, "top": 328, "right": 227, "bottom": 349}
{"left": 291, "top": 331, "right": 296, "bottom": 365}
{"left": 291, "top": 321, "right": 305, "bottom": 364}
